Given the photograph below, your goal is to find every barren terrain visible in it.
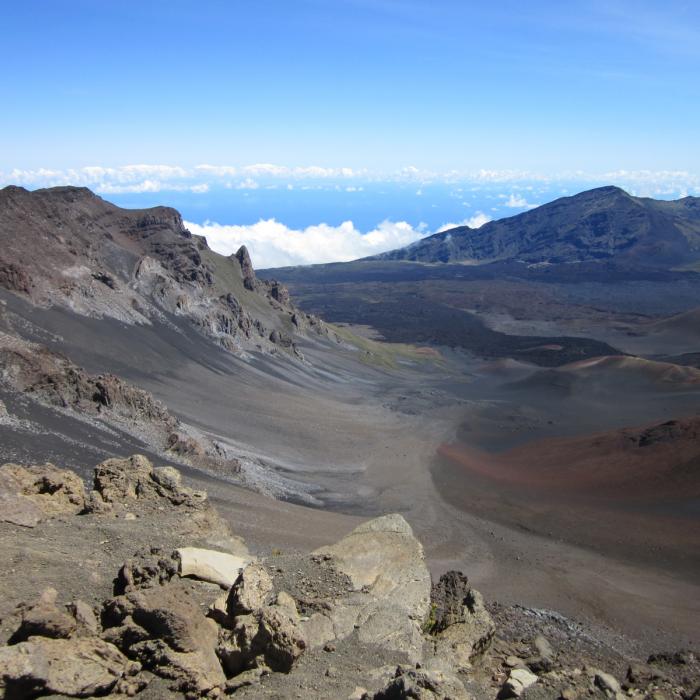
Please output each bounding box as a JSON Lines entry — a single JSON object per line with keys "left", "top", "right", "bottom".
{"left": 2, "top": 186, "right": 699, "bottom": 677}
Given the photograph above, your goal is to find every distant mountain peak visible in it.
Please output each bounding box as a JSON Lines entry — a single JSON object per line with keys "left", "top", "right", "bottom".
{"left": 365, "top": 186, "right": 700, "bottom": 268}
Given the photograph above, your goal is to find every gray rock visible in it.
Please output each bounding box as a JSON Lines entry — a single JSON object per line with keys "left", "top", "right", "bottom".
{"left": 218, "top": 590, "right": 306, "bottom": 675}
{"left": 68, "top": 600, "right": 100, "bottom": 637}
{"left": 151, "top": 465, "right": 182, "bottom": 491}
{"left": 227, "top": 562, "right": 274, "bottom": 617}
{"left": 429, "top": 579, "right": 495, "bottom": 671}
{"left": 526, "top": 634, "right": 555, "bottom": 673}
{"left": 313, "top": 514, "right": 431, "bottom": 663}
{"left": 9, "top": 588, "right": 77, "bottom": 643}
{"left": 0, "top": 636, "right": 138, "bottom": 698}
{"left": 369, "top": 665, "right": 472, "bottom": 699}
{"left": 257, "top": 594, "right": 307, "bottom": 671}
{"left": 533, "top": 634, "right": 554, "bottom": 661}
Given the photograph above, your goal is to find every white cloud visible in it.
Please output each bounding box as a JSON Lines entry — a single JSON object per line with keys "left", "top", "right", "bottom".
{"left": 504, "top": 193, "right": 538, "bottom": 208}
{"left": 195, "top": 164, "right": 237, "bottom": 176}
{"left": 232, "top": 178, "right": 259, "bottom": 190}
{"left": 185, "top": 219, "right": 425, "bottom": 268}
{"left": 436, "top": 212, "right": 491, "bottom": 232}
{"left": 97, "top": 179, "right": 164, "bottom": 194}
{"left": 240, "top": 164, "right": 360, "bottom": 178}
{"left": 0, "top": 162, "right": 363, "bottom": 192}
{"left": 2, "top": 163, "right": 698, "bottom": 198}
{"left": 243, "top": 163, "right": 288, "bottom": 177}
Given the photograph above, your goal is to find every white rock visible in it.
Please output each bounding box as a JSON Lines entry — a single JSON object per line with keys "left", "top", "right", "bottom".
{"left": 503, "top": 667, "right": 539, "bottom": 697}
{"left": 594, "top": 670, "right": 621, "bottom": 696}
{"left": 177, "top": 547, "right": 252, "bottom": 588}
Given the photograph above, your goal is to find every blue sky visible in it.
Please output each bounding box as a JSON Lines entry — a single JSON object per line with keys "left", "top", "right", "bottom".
{"left": 2, "top": 1, "right": 700, "bottom": 266}
{"left": 3, "top": 0, "right": 700, "bottom": 171}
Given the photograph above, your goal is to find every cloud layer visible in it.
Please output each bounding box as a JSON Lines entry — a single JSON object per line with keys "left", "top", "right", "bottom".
{"left": 2, "top": 163, "right": 698, "bottom": 197}
{"left": 186, "top": 219, "right": 426, "bottom": 269}
{"left": 187, "top": 210, "right": 497, "bottom": 269}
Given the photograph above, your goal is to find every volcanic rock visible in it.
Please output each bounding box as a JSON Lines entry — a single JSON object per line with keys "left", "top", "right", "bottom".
{"left": 313, "top": 514, "right": 432, "bottom": 662}
{"left": 0, "top": 636, "right": 138, "bottom": 698}
{"left": 235, "top": 245, "right": 258, "bottom": 291}
{"left": 0, "top": 462, "right": 86, "bottom": 527}
{"left": 427, "top": 572, "right": 495, "bottom": 670}
{"left": 102, "top": 583, "right": 225, "bottom": 694}
{"left": 9, "top": 588, "right": 77, "bottom": 644}
{"left": 369, "top": 664, "right": 471, "bottom": 699}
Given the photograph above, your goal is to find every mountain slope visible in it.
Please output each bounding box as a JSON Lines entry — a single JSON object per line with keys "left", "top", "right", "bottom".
{"left": 0, "top": 185, "right": 329, "bottom": 358}
{"left": 366, "top": 186, "right": 700, "bottom": 266}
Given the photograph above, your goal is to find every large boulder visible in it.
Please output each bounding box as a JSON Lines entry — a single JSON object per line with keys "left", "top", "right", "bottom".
{"left": 311, "top": 514, "right": 432, "bottom": 662}
{"left": 0, "top": 636, "right": 138, "bottom": 698}
{"left": 219, "top": 515, "right": 432, "bottom": 672}
{"left": 101, "top": 583, "right": 225, "bottom": 695}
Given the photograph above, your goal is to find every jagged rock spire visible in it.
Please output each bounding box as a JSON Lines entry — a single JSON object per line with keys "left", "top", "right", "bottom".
{"left": 234, "top": 245, "right": 257, "bottom": 291}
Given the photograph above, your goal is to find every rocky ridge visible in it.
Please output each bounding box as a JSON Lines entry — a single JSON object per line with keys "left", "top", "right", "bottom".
{"left": 1, "top": 456, "right": 698, "bottom": 700}
{"left": 0, "top": 185, "right": 331, "bottom": 359}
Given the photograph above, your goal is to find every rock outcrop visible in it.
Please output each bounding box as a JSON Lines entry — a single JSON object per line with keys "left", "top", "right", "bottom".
{"left": 311, "top": 514, "right": 432, "bottom": 662}
{"left": 368, "top": 665, "right": 472, "bottom": 700}
{"left": 427, "top": 571, "right": 496, "bottom": 670}
{"left": 0, "top": 331, "right": 241, "bottom": 476}
{"left": 0, "top": 185, "right": 330, "bottom": 359}
{"left": 0, "top": 462, "right": 85, "bottom": 527}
